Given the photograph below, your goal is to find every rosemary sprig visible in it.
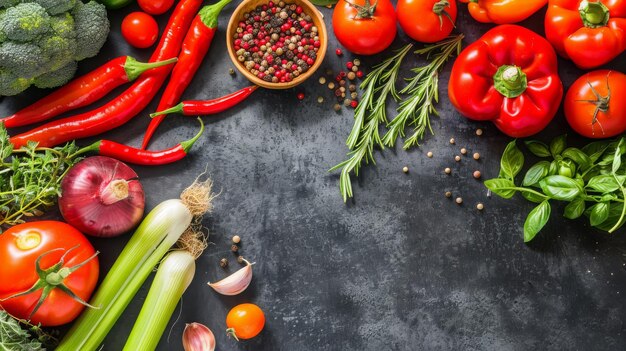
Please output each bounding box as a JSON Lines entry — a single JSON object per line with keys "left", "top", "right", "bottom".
{"left": 383, "top": 34, "right": 464, "bottom": 149}
{"left": 331, "top": 44, "right": 413, "bottom": 202}
{"left": 0, "top": 124, "right": 81, "bottom": 230}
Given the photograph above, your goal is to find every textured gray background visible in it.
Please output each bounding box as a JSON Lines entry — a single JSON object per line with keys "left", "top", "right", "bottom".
{"left": 2, "top": 2, "right": 626, "bottom": 350}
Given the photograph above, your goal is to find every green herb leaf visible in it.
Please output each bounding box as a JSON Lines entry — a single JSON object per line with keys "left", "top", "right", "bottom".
{"left": 524, "top": 140, "right": 551, "bottom": 158}
{"left": 562, "top": 147, "right": 592, "bottom": 171}
{"left": 582, "top": 140, "right": 611, "bottom": 162}
{"left": 590, "top": 202, "right": 610, "bottom": 226}
{"left": 499, "top": 140, "right": 524, "bottom": 181}
{"left": 587, "top": 174, "right": 621, "bottom": 193}
{"left": 592, "top": 203, "right": 625, "bottom": 232}
{"left": 539, "top": 175, "right": 582, "bottom": 201}
{"left": 484, "top": 178, "right": 517, "bottom": 199}
{"left": 524, "top": 200, "right": 551, "bottom": 242}
{"left": 613, "top": 138, "right": 625, "bottom": 174}
{"left": 0, "top": 311, "right": 45, "bottom": 351}
{"left": 522, "top": 161, "right": 550, "bottom": 186}
{"left": 521, "top": 191, "right": 546, "bottom": 203}
{"left": 564, "top": 198, "right": 586, "bottom": 219}
{"left": 549, "top": 135, "right": 567, "bottom": 157}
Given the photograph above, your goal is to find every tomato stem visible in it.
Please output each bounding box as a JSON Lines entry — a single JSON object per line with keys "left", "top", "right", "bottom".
{"left": 579, "top": 0, "right": 610, "bottom": 28}
{"left": 0, "top": 245, "right": 100, "bottom": 318}
{"left": 576, "top": 72, "right": 612, "bottom": 136}
{"left": 493, "top": 65, "right": 527, "bottom": 98}
{"left": 345, "top": 0, "right": 378, "bottom": 19}
{"left": 433, "top": 0, "right": 455, "bottom": 30}
{"left": 226, "top": 327, "right": 240, "bottom": 341}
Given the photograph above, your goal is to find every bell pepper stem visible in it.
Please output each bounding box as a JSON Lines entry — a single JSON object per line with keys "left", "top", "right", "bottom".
{"left": 493, "top": 65, "right": 527, "bottom": 98}
{"left": 579, "top": 0, "right": 610, "bottom": 28}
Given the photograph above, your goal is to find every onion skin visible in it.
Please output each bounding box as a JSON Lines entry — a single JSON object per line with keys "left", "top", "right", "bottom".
{"left": 59, "top": 156, "right": 145, "bottom": 237}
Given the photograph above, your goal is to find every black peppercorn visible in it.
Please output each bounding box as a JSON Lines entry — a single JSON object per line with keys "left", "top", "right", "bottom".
{"left": 219, "top": 258, "right": 228, "bottom": 268}
{"left": 231, "top": 244, "right": 239, "bottom": 253}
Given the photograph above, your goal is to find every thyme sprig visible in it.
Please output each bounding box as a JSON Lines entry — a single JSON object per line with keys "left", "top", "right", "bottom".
{"left": 0, "top": 124, "right": 82, "bottom": 230}
{"left": 383, "top": 34, "right": 464, "bottom": 149}
{"left": 331, "top": 44, "right": 413, "bottom": 202}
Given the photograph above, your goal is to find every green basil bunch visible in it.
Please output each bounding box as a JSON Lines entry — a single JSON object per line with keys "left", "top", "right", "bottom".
{"left": 485, "top": 136, "right": 626, "bottom": 242}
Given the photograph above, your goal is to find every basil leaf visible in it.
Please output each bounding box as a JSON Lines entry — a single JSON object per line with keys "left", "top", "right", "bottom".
{"left": 524, "top": 200, "right": 551, "bottom": 242}
{"left": 550, "top": 135, "right": 567, "bottom": 157}
{"left": 590, "top": 202, "right": 610, "bottom": 227}
{"left": 548, "top": 160, "right": 558, "bottom": 176}
{"left": 484, "top": 178, "right": 517, "bottom": 199}
{"left": 613, "top": 138, "right": 625, "bottom": 174}
{"left": 539, "top": 175, "right": 582, "bottom": 201}
{"left": 521, "top": 191, "right": 546, "bottom": 203}
{"left": 586, "top": 174, "right": 620, "bottom": 193}
{"left": 582, "top": 140, "right": 611, "bottom": 162}
{"left": 499, "top": 140, "right": 524, "bottom": 181}
{"left": 562, "top": 147, "right": 592, "bottom": 171}
{"left": 522, "top": 161, "right": 550, "bottom": 186}
{"left": 564, "top": 198, "right": 585, "bottom": 219}
{"left": 524, "top": 140, "right": 551, "bottom": 158}
{"left": 593, "top": 203, "right": 625, "bottom": 232}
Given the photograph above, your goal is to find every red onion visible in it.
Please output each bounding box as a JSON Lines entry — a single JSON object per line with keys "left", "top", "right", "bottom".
{"left": 59, "top": 156, "right": 145, "bottom": 237}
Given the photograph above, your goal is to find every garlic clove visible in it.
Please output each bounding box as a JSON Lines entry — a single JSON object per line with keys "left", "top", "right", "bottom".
{"left": 208, "top": 259, "right": 253, "bottom": 296}
{"left": 182, "top": 322, "right": 216, "bottom": 351}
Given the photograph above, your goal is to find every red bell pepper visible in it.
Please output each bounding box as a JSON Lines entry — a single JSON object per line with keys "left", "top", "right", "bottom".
{"left": 447, "top": 25, "right": 563, "bottom": 138}
{"left": 545, "top": 0, "right": 626, "bottom": 69}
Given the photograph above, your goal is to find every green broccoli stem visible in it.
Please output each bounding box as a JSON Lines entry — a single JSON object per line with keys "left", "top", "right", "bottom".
{"left": 123, "top": 57, "right": 178, "bottom": 82}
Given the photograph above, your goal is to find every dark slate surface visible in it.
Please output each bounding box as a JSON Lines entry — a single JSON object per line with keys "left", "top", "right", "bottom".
{"left": 2, "top": 2, "right": 626, "bottom": 350}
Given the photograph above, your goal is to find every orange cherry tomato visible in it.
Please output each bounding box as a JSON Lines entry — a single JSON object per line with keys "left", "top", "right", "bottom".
{"left": 0, "top": 221, "right": 99, "bottom": 327}
{"left": 226, "top": 303, "right": 265, "bottom": 340}
{"left": 121, "top": 12, "right": 159, "bottom": 49}
{"left": 332, "top": 0, "right": 397, "bottom": 55}
{"left": 397, "top": 0, "right": 457, "bottom": 43}
{"left": 565, "top": 70, "right": 626, "bottom": 139}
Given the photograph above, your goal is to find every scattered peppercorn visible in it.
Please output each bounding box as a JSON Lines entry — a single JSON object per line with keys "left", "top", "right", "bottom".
{"left": 237, "top": 255, "right": 245, "bottom": 264}
{"left": 455, "top": 155, "right": 461, "bottom": 162}
{"left": 449, "top": 138, "right": 455, "bottom": 144}
{"left": 351, "top": 65, "right": 358, "bottom": 72}
{"left": 473, "top": 152, "right": 480, "bottom": 160}
{"left": 297, "top": 92, "right": 305, "bottom": 100}
{"left": 455, "top": 197, "right": 463, "bottom": 204}
{"left": 350, "top": 92, "right": 358, "bottom": 99}
{"left": 427, "top": 151, "right": 433, "bottom": 158}
{"left": 333, "top": 103, "right": 341, "bottom": 111}
{"left": 353, "top": 58, "right": 361, "bottom": 66}
{"left": 335, "top": 48, "right": 343, "bottom": 56}
{"left": 476, "top": 128, "right": 483, "bottom": 136}
{"left": 476, "top": 203, "right": 484, "bottom": 211}
{"left": 343, "top": 99, "right": 351, "bottom": 106}
{"left": 346, "top": 61, "right": 354, "bottom": 70}
{"left": 318, "top": 76, "right": 326, "bottom": 84}
{"left": 232, "top": 235, "right": 241, "bottom": 244}
{"left": 328, "top": 82, "right": 335, "bottom": 89}
{"left": 444, "top": 167, "right": 451, "bottom": 174}
{"left": 220, "top": 258, "right": 228, "bottom": 268}
{"left": 229, "top": 68, "right": 235, "bottom": 75}
{"left": 356, "top": 70, "right": 363, "bottom": 78}
{"left": 317, "top": 96, "right": 324, "bottom": 103}
{"left": 348, "top": 84, "right": 356, "bottom": 92}
{"left": 347, "top": 71, "right": 356, "bottom": 80}
{"left": 350, "top": 100, "right": 358, "bottom": 108}
{"left": 473, "top": 170, "right": 481, "bottom": 179}
{"left": 403, "top": 166, "right": 409, "bottom": 173}
{"left": 460, "top": 148, "right": 467, "bottom": 155}
{"left": 445, "top": 191, "right": 452, "bottom": 198}
{"left": 231, "top": 244, "right": 239, "bottom": 253}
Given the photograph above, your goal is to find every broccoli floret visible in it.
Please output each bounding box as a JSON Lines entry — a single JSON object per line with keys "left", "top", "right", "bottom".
{"left": 50, "top": 12, "right": 75, "bottom": 38}
{"left": 0, "top": 41, "right": 46, "bottom": 78}
{"left": 34, "top": 60, "right": 76, "bottom": 88}
{"left": 0, "top": 68, "right": 32, "bottom": 96}
{"left": 0, "top": 10, "right": 5, "bottom": 42}
{"left": 72, "top": 0, "right": 108, "bottom": 60}
{"left": 0, "top": 0, "right": 19, "bottom": 9}
{"left": 39, "top": 35, "right": 76, "bottom": 70}
{"left": 33, "top": 0, "right": 76, "bottom": 15}
{"left": 0, "top": 3, "right": 50, "bottom": 42}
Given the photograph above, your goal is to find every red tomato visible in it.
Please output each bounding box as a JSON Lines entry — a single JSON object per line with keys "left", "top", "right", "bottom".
{"left": 397, "top": 0, "right": 456, "bottom": 43}
{"left": 226, "top": 303, "right": 265, "bottom": 340}
{"left": 121, "top": 12, "right": 159, "bottom": 49}
{"left": 565, "top": 70, "right": 626, "bottom": 138}
{"left": 0, "top": 221, "right": 99, "bottom": 326}
{"left": 137, "top": 0, "right": 174, "bottom": 15}
{"left": 332, "top": 0, "right": 397, "bottom": 55}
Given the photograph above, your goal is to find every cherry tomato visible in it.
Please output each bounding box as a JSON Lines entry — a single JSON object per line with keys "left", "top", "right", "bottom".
{"left": 332, "top": 0, "right": 397, "bottom": 55}
{"left": 0, "top": 221, "right": 99, "bottom": 326}
{"left": 397, "top": 0, "right": 457, "bottom": 43}
{"left": 226, "top": 303, "right": 265, "bottom": 340}
{"left": 121, "top": 12, "right": 159, "bottom": 49}
{"left": 565, "top": 70, "right": 626, "bottom": 139}
{"left": 137, "top": 0, "right": 174, "bottom": 15}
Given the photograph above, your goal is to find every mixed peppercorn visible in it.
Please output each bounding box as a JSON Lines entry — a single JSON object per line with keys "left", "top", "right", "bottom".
{"left": 233, "top": 1, "right": 321, "bottom": 83}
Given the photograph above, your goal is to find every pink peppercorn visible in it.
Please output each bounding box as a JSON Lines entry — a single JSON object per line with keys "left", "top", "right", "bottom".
{"left": 346, "top": 62, "right": 354, "bottom": 70}
{"left": 350, "top": 100, "right": 358, "bottom": 108}
{"left": 336, "top": 48, "right": 343, "bottom": 56}
{"left": 356, "top": 71, "right": 363, "bottom": 78}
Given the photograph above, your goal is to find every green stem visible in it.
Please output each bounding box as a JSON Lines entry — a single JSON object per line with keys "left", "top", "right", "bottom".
{"left": 198, "top": 0, "right": 232, "bottom": 28}
{"left": 609, "top": 173, "right": 626, "bottom": 233}
{"left": 494, "top": 186, "right": 550, "bottom": 199}
{"left": 579, "top": 0, "right": 610, "bottom": 28}
{"left": 124, "top": 57, "right": 178, "bottom": 82}
{"left": 181, "top": 118, "right": 205, "bottom": 153}
{"left": 150, "top": 102, "right": 184, "bottom": 118}
{"left": 432, "top": 0, "right": 454, "bottom": 29}
{"left": 493, "top": 65, "right": 527, "bottom": 98}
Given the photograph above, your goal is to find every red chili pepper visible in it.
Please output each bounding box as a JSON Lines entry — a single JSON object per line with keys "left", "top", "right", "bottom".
{"left": 150, "top": 85, "right": 258, "bottom": 117}
{"left": 141, "top": 0, "right": 232, "bottom": 150}
{"left": 545, "top": 0, "right": 626, "bottom": 69}
{"left": 9, "top": 0, "right": 204, "bottom": 149}
{"left": 1, "top": 56, "right": 178, "bottom": 129}
{"left": 448, "top": 25, "right": 564, "bottom": 138}
{"left": 77, "top": 118, "right": 204, "bottom": 166}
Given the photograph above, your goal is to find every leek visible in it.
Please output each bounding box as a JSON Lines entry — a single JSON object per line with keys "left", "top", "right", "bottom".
{"left": 123, "top": 250, "right": 196, "bottom": 350}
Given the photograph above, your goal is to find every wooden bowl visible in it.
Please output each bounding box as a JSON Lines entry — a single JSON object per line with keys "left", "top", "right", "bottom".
{"left": 226, "top": 0, "right": 328, "bottom": 89}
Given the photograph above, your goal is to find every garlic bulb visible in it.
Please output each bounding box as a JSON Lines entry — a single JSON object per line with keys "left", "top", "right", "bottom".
{"left": 208, "top": 259, "right": 253, "bottom": 295}
{"left": 182, "top": 323, "right": 216, "bottom": 351}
